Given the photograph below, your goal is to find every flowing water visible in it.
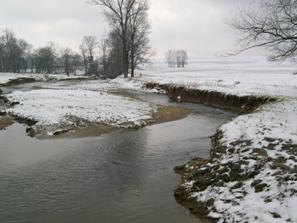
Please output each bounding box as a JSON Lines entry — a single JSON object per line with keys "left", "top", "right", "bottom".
{"left": 0, "top": 90, "right": 235, "bottom": 223}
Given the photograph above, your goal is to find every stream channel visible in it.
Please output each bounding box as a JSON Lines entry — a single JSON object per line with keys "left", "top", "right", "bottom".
{"left": 0, "top": 82, "right": 235, "bottom": 223}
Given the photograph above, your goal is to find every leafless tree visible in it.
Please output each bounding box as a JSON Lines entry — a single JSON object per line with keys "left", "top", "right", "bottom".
{"left": 128, "top": 0, "right": 150, "bottom": 77}
{"left": 0, "top": 28, "right": 85, "bottom": 75}
{"left": 0, "top": 29, "right": 32, "bottom": 73}
{"left": 99, "top": 37, "right": 110, "bottom": 75}
{"left": 18, "top": 39, "right": 32, "bottom": 73}
{"left": 61, "top": 48, "right": 75, "bottom": 76}
{"left": 91, "top": 0, "right": 135, "bottom": 78}
{"left": 33, "top": 45, "right": 56, "bottom": 74}
{"left": 166, "top": 49, "right": 188, "bottom": 68}
{"left": 80, "top": 36, "right": 98, "bottom": 75}
{"left": 105, "top": 29, "right": 124, "bottom": 78}
{"left": 91, "top": 0, "right": 151, "bottom": 78}
{"left": 231, "top": 0, "right": 297, "bottom": 61}
{"left": 166, "top": 50, "right": 175, "bottom": 68}
{"left": 177, "top": 50, "right": 188, "bottom": 68}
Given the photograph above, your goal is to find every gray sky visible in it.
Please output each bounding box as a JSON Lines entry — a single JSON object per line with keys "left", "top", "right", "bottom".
{"left": 0, "top": 0, "right": 246, "bottom": 58}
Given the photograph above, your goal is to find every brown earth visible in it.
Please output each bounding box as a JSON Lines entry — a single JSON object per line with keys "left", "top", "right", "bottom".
{"left": 1, "top": 77, "right": 37, "bottom": 86}
{"left": 0, "top": 116, "right": 13, "bottom": 130}
{"left": 145, "top": 82, "right": 277, "bottom": 113}
{"left": 12, "top": 105, "right": 191, "bottom": 138}
{"left": 149, "top": 106, "right": 191, "bottom": 125}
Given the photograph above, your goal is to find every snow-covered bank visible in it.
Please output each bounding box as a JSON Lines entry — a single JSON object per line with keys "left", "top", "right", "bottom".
{"left": 5, "top": 89, "right": 157, "bottom": 135}
{"left": 1, "top": 57, "right": 296, "bottom": 222}
{"left": 0, "top": 73, "right": 89, "bottom": 85}
{"left": 111, "top": 57, "right": 297, "bottom": 223}
{"left": 176, "top": 100, "right": 297, "bottom": 223}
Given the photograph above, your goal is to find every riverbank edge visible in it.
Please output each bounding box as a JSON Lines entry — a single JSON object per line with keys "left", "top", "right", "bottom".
{"left": 144, "top": 82, "right": 294, "bottom": 222}
{"left": 145, "top": 82, "right": 277, "bottom": 113}
{"left": 1, "top": 93, "right": 191, "bottom": 137}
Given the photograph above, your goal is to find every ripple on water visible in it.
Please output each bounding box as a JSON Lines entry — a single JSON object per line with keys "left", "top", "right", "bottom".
{"left": 0, "top": 94, "right": 234, "bottom": 223}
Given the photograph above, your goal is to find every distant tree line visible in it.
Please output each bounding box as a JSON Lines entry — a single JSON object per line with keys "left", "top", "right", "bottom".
{"left": 0, "top": 0, "right": 151, "bottom": 78}
{"left": 166, "top": 49, "right": 188, "bottom": 68}
{"left": 0, "top": 29, "right": 83, "bottom": 75}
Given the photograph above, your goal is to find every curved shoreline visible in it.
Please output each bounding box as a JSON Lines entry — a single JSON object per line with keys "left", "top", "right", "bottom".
{"left": 1, "top": 76, "right": 296, "bottom": 221}
{"left": 3, "top": 104, "right": 191, "bottom": 138}
{"left": 145, "top": 82, "right": 297, "bottom": 223}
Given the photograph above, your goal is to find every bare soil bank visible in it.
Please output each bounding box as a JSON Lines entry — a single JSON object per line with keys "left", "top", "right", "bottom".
{"left": 0, "top": 116, "right": 13, "bottom": 130}
{"left": 145, "top": 82, "right": 277, "bottom": 113}
{"left": 0, "top": 77, "right": 38, "bottom": 87}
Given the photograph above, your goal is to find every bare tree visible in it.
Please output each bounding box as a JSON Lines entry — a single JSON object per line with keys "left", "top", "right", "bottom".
{"left": 0, "top": 29, "right": 34, "bottom": 73}
{"left": 166, "top": 50, "right": 175, "bottom": 68}
{"left": 128, "top": 0, "right": 150, "bottom": 77}
{"left": 105, "top": 29, "right": 124, "bottom": 78}
{"left": 18, "top": 39, "right": 32, "bottom": 73}
{"left": 91, "top": 0, "right": 151, "bottom": 78}
{"left": 33, "top": 45, "right": 56, "bottom": 74}
{"left": 80, "top": 36, "right": 98, "bottom": 75}
{"left": 166, "top": 49, "right": 188, "bottom": 68}
{"left": 61, "top": 48, "right": 74, "bottom": 76}
{"left": 0, "top": 28, "right": 85, "bottom": 75}
{"left": 80, "top": 44, "right": 88, "bottom": 75}
{"left": 231, "top": 0, "right": 297, "bottom": 61}
{"left": 91, "top": 0, "right": 135, "bottom": 78}
{"left": 99, "top": 37, "right": 110, "bottom": 75}
{"left": 177, "top": 50, "right": 188, "bottom": 68}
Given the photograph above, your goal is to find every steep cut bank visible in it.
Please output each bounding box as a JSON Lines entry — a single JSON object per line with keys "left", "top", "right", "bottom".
{"left": 145, "top": 82, "right": 297, "bottom": 223}
{"left": 145, "top": 83, "right": 277, "bottom": 113}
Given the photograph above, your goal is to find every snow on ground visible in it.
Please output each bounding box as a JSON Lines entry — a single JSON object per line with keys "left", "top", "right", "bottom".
{"left": 183, "top": 100, "right": 297, "bottom": 223}
{"left": 0, "top": 72, "right": 88, "bottom": 85}
{"left": 107, "top": 56, "right": 297, "bottom": 222}
{"left": 1, "top": 56, "right": 297, "bottom": 222}
{"left": 139, "top": 56, "right": 297, "bottom": 223}
{"left": 113, "top": 56, "right": 297, "bottom": 97}
{"left": 5, "top": 89, "right": 156, "bottom": 134}
{"left": 221, "top": 99, "right": 297, "bottom": 145}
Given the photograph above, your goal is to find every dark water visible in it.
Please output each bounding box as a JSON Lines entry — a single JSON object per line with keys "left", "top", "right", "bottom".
{"left": 0, "top": 93, "right": 234, "bottom": 223}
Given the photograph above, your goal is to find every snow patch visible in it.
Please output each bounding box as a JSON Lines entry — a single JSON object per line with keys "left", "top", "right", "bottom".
{"left": 6, "top": 89, "right": 157, "bottom": 132}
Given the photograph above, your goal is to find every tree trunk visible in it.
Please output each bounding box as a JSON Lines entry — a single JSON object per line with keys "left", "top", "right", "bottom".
{"left": 123, "top": 43, "right": 129, "bottom": 78}
{"left": 131, "top": 43, "right": 135, "bottom": 78}
{"left": 122, "top": 29, "right": 129, "bottom": 78}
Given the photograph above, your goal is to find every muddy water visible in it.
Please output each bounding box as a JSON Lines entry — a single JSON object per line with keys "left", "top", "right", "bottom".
{"left": 0, "top": 91, "right": 234, "bottom": 223}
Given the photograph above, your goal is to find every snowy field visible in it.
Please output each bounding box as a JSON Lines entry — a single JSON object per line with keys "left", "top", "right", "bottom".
{"left": 30, "top": 56, "right": 297, "bottom": 98}
{"left": 111, "top": 56, "right": 297, "bottom": 97}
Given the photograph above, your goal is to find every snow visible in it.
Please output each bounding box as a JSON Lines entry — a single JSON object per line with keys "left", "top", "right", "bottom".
{"left": 114, "top": 56, "right": 297, "bottom": 223}
{"left": 113, "top": 56, "right": 297, "bottom": 97}
{"left": 221, "top": 99, "right": 297, "bottom": 144}
{"left": 0, "top": 72, "right": 88, "bottom": 85}
{"left": 201, "top": 99, "right": 297, "bottom": 223}
{"left": 6, "top": 89, "right": 157, "bottom": 132}
{"left": 1, "top": 56, "right": 297, "bottom": 222}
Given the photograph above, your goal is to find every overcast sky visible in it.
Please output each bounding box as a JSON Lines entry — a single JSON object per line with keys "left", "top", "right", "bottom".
{"left": 0, "top": 0, "right": 247, "bottom": 58}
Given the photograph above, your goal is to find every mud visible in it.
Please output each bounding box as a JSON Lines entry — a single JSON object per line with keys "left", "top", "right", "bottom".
{"left": 0, "top": 116, "right": 13, "bottom": 130}
{"left": 1, "top": 77, "right": 38, "bottom": 87}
